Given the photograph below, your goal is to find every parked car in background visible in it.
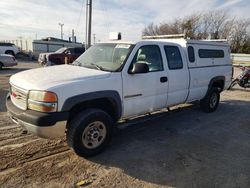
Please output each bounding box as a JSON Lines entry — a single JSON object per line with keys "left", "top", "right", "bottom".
{"left": 0, "top": 42, "right": 20, "bottom": 57}
{"left": 0, "top": 54, "right": 18, "bottom": 69}
{"left": 38, "top": 47, "right": 85, "bottom": 66}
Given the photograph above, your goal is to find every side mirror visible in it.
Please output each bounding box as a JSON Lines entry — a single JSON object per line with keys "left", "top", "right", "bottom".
{"left": 129, "top": 63, "right": 149, "bottom": 74}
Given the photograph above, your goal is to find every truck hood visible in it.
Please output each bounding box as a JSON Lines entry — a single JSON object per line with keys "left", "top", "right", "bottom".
{"left": 10, "top": 64, "right": 111, "bottom": 90}
{"left": 38, "top": 52, "right": 53, "bottom": 62}
{"left": 39, "top": 52, "right": 53, "bottom": 57}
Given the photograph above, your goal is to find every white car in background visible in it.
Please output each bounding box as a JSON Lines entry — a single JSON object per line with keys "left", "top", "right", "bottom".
{"left": 0, "top": 54, "right": 18, "bottom": 69}
{"left": 0, "top": 42, "right": 20, "bottom": 57}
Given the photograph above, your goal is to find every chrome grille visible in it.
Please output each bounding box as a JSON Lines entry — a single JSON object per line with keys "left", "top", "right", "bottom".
{"left": 10, "top": 85, "right": 28, "bottom": 110}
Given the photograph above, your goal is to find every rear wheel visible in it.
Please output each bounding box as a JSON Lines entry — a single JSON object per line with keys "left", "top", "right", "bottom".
{"left": 200, "top": 87, "right": 220, "bottom": 113}
{"left": 67, "top": 108, "right": 113, "bottom": 157}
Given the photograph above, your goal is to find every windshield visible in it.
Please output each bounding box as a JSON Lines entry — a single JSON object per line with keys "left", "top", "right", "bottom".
{"left": 55, "top": 47, "right": 67, "bottom": 53}
{"left": 72, "top": 43, "right": 134, "bottom": 72}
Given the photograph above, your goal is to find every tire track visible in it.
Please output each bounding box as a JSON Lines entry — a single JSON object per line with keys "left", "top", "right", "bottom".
{"left": 0, "top": 137, "right": 69, "bottom": 171}
{"left": 0, "top": 134, "right": 35, "bottom": 147}
{"left": 0, "top": 149, "right": 72, "bottom": 183}
{"left": 0, "top": 127, "right": 27, "bottom": 141}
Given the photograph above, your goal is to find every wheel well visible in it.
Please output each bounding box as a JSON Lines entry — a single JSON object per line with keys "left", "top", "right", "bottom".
{"left": 5, "top": 50, "right": 14, "bottom": 55}
{"left": 68, "top": 98, "right": 119, "bottom": 123}
{"left": 211, "top": 80, "right": 224, "bottom": 92}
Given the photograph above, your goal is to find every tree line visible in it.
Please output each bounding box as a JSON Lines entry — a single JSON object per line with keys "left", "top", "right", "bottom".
{"left": 142, "top": 11, "right": 250, "bottom": 54}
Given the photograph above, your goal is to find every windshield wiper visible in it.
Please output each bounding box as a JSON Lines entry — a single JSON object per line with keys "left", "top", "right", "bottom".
{"left": 90, "top": 63, "right": 107, "bottom": 71}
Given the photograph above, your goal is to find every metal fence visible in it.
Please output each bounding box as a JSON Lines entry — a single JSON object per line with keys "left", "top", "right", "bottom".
{"left": 231, "top": 53, "right": 250, "bottom": 62}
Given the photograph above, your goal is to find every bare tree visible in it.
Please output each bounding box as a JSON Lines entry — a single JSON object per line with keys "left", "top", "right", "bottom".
{"left": 143, "top": 14, "right": 201, "bottom": 38}
{"left": 181, "top": 14, "right": 201, "bottom": 39}
{"left": 142, "top": 11, "right": 250, "bottom": 53}
{"left": 142, "top": 23, "right": 159, "bottom": 36}
{"left": 230, "top": 19, "right": 250, "bottom": 53}
{"left": 202, "top": 11, "right": 229, "bottom": 39}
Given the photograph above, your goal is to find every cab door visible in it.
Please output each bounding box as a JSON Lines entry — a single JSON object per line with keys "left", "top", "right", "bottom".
{"left": 122, "top": 44, "right": 168, "bottom": 118}
{"left": 163, "top": 45, "right": 189, "bottom": 106}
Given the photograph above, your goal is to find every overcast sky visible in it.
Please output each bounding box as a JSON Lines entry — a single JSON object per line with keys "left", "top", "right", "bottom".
{"left": 0, "top": 0, "right": 249, "bottom": 42}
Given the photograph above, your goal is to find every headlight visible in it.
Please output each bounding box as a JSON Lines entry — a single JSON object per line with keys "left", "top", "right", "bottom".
{"left": 28, "top": 90, "right": 58, "bottom": 112}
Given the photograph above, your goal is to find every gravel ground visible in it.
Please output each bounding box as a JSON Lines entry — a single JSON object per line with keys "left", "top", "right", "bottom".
{"left": 0, "top": 62, "right": 250, "bottom": 188}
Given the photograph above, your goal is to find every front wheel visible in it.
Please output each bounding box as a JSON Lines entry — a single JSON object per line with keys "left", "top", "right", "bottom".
{"left": 67, "top": 109, "right": 113, "bottom": 157}
{"left": 200, "top": 88, "right": 220, "bottom": 113}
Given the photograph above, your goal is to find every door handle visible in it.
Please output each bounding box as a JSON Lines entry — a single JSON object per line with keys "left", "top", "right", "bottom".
{"left": 160, "top": 76, "right": 168, "bottom": 83}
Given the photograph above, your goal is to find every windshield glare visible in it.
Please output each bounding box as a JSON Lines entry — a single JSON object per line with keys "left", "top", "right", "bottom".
{"left": 72, "top": 43, "right": 134, "bottom": 72}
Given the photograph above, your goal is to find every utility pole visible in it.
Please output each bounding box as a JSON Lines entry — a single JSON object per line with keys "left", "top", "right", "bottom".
{"left": 85, "top": 0, "right": 92, "bottom": 49}
{"left": 59, "top": 23, "right": 64, "bottom": 40}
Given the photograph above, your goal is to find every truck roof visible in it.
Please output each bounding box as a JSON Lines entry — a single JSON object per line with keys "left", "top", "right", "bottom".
{"left": 97, "top": 40, "right": 136, "bottom": 45}
{"left": 99, "top": 38, "right": 229, "bottom": 47}
{"left": 143, "top": 38, "right": 230, "bottom": 47}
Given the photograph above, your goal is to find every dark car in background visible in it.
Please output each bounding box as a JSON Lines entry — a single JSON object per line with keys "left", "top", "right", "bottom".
{"left": 38, "top": 47, "right": 85, "bottom": 66}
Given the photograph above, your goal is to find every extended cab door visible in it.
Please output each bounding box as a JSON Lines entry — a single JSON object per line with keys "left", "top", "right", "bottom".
{"left": 122, "top": 44, "right": 169, "bottom": 118}
{"left": 163, "top": 45, "right": 189, "bottom": 106}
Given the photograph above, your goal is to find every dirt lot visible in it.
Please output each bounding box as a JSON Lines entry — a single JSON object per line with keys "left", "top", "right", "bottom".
{"left": 0, "top": 62, "right": 250, "bottom": 188}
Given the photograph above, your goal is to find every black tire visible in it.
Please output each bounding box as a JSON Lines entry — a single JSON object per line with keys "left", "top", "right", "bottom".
{"left": 0, "top": 62, "right": 3, "bottom": 69}
{"left": 5, "top": 50, "right": 15, "bottom": 57}
{"left": 200, "top": 87, "right": 220, "bottom": 113}
{"left": 67, "top": 108, "right": 113, "bottom": 157}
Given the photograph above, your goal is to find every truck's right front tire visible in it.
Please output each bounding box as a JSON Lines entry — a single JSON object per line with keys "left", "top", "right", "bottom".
{"left": 200, "top": 87, "right": 220, "bottom": 113}
{"left": 66, "top": 108, "right": 113, "bottom": 157}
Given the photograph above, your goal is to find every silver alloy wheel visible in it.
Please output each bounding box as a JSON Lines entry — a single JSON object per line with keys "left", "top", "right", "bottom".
{"left": 82, "top": 121, "right": 107, "bottom": 149}
{"left": 209, "top": 93, "right": 218, "bottom": 109}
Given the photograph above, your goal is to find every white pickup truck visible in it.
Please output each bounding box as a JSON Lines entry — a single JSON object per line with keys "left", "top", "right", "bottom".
{"left": 6, "top": 38, "right": 232, "bottom": 157}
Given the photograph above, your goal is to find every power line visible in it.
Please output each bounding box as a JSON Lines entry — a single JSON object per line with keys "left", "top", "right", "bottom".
{"left": 75, "top": 0, "right": 84, "bottom": 34}
{"left": 101, "top": 1, "right": 111, "bottom": 36}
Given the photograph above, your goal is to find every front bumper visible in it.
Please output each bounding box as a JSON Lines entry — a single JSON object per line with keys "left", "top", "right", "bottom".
{"left": 6, "top": 95, "right": 69, "bottom": 139}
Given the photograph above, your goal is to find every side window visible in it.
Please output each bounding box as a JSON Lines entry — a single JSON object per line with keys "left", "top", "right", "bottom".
{"left": 64, "top": 49, "right": 70, "bottom": 54}
{"left": 198, "top": 49, "right": 224, "bottom": 58}
{"left": 131, "top": 45, "right": 163, "bottom": 72}
{"left": 164, "top": 46, "right": 183, "bottom": 70}
{"left": 75, "top": 48, "right": 84, "bottom": 54}
{"left": 69, "top": 48, "right": 75, "bottom": 54}
{"left": 188, "top": 46, "right": 195, "bottom": 63}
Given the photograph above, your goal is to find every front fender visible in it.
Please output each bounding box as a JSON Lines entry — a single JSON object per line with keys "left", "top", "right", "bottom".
{"left": 61, "top": 90, "right": 122, "bottom": 119}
